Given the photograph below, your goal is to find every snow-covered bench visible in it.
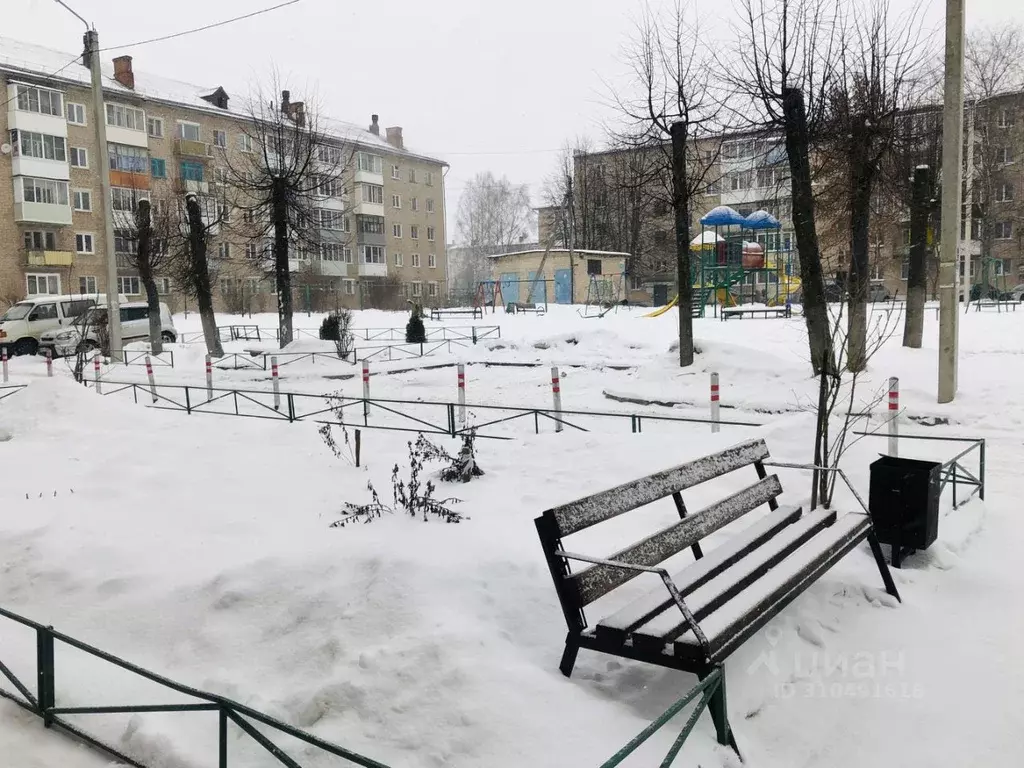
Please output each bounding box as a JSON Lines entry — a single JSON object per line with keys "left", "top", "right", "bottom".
{"left": 429, "top": 307, "right": 483, "bottom": 320}
{"left": 720, "top": 305, "right": 792, "bottom": 321}
{"left": 534, "top": 438, "right": 900, "bottom": 754}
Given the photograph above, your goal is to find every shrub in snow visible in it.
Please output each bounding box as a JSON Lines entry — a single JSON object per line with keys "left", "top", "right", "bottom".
{"left": 319, "top": 309, "right": 355, "bottom": 357}
{"left": 405, "top": 304, "right": 426, "bottom": 344}
{"left": 415, "top": 431, "right": 485, "bottom": 483}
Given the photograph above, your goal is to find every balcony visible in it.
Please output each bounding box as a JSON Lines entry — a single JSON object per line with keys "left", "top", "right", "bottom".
{"left": 26, "top": 250, "right": 74, "bottom": 267}
{"left": 358, "top": 262, "right": 387, "bottom": 278}
{"left": 174, "top": 178, "right": 209, "bottom": 194}
{"left": 354, "top": 168, "right": 384, "bottom": 185}
{"left": 109, "top": 170, "right": 150, "bottom": 190}
{"left": 353, "top": 200, "right": 384, "bottom": 217}
{"left": 174, "top": 139, "right": 210, "bottom": 158}
{"left": 14, "top": 201, "right": 72, "bottom": 226}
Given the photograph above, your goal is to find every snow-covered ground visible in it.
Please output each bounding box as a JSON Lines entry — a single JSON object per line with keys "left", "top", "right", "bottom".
{"left": 1, "top": 304, "right": 1021, "bottom": 767}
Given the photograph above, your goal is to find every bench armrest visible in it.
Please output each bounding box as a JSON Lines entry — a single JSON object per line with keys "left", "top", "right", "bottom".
{"left": 761, "top": 461, "right": 869, "bottom": 515}
{"left": 554, "top": 549, "right": 711, "bottom": 654}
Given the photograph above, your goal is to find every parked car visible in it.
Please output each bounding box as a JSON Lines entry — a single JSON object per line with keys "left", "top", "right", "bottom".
{"left": 1008, "top": 284, "right": 1024, "bottom": 302}
{"left": 38, "top": 302, "right": 177, "bottom": 358}
{"left": 868, "top": 282, "right": 892, "bottom": 302}
{"left": 0, "top": 294, "right": 124, "bottom": 356}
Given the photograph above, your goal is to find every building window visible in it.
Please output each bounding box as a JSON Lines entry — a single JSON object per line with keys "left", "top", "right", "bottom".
{"left": 425, "top": 171, "right": 434, "bottom": 186}
{"left": 147, "top": 117, "right": 164, "bottom": 138}
{"left": 997, "top": 109, "right": 1015, "bottom": 128}
{"left": 996, "top": 183, "right": 1015, "bottom": 203}
{"left": 411, "top": 197, "right": 419, "bottom": 211}
{"left": 344, "top": 247, "right": 353, "bottom": 263}
{"left": 75, "top": 233, "right": 94, "bottom": 254}
{"left": 318, "top": 243, "right": 345, "bottom": 261}
{"left": 630, "top": 275, "right": 643, "bottom": 290}
{"left": 116, "top": 276, "right": 140, "bottom": 295}
{"left": 245, "top": 242, "right": 260, "bottom": 260}
{"left": 17, "top": 85, "right": 63, "bottom": 116}
{"left": 587, "top": 259, "right": 602, "bottom": 276}
{"left": 106, "top": 103, "right": 145, "bottom": 131}
{"left": 410, "top": 225, "right": 419, "bottom": 239}
{"left": 66, "top": 102, "right": 86, "bottom": 125}
{"left": 110, "top": 187, "right": 137, "bottom": 212}
{"left": 995, "top": 221, "right": 1013, "bottom": 240}
{"left": 157, "top": 277, "right": 172, "bottom": 295}
{"left": 26, "top": 274, "right": 61, "bottom": 295}
{"left": 213, "top": 129, "right": 227, "bottom": 148}
{"left": 21, "top": 177, "right": 69, "bottom": 206}
{"left": 408, "top": 168, "right": 417, "bottom": 183}
{"left": 357, "top": 152, "right": 383, "bottom": 174}
{"left": 426, "top": 198, "right": 435, "bottom": 213}
{"left": 151, "top": 158, "right": 167, "bottom": 178}
{"left": 427, "top": 226, "right": 435, "bottom": 241}
{"left": 357, "top": 215, "right": 384, "bottom": 235}
{"left": 108, "top": 143, "right": 149, "bottom": 173}
{"left": 428, "top": 282, "right": 438, "bottom": 297}
{"left": 73, "top": 190, "right": 92, "bottom": 211}
{"left": 343, "top": 279, "right": 356, "bottom": 295}
{"left": 411, "top": 281, "right": 423, "bottom": 297}
{"left": 393, "top": 223, "right": 403, "bottom": 237}
{"left": 316, "top": 144, "right": 343, "bottom": 164}
{"left": 392, "top": 164, "right": 400, "bottom": 179}
{"left": 900, "top": 259, "right": 909, "bottom": 280}
{"left": 993, "top": 259, "right": 1012, "bottom": 276}
{"left": 23, "top": 231, "right": 57, "bottom": 250}
{"left": 315, "top": 176, "right": 343, "bottom": 198}
{"left": 218, "top": 243, "right": 231, "bottom": 259}
{"left": 114, "top": 230, "right": 138, "bottom": 256}
{"left": 394, "top": 252, "right": 404, "bottom": 267}
{"left": 428, "top": 253, "right": 436, "bottom": 268}
{"left": 392, "top": 194, "right": 402, "bottom": 208}
{"left": 218, "top": 203, "right": 231, "bottom": 223}
{"left": 996, "top": 147, "right": 1012, "bottom": 165}
{"left": 180, "top": 161, "right": 204, "bottom": 182}
{"left": 362, "top": 245, "right": 386, "bottom": 264}
{"left": 16, "top": 131, "right": 67, "bottom": 162}
{"left": 177, "top": 121, "right": 201, "bottom": 141}
{"left": 79, "top": 276, "right": 97, "bottom": 294}
{"left": 869, "top": 263, "right": 884, "bottom": 281}
{"left": 411, "top": 253, "right": 421, "bottom": 267}
{"left": 361, "top": 184, "right": 384, "bottom": 204}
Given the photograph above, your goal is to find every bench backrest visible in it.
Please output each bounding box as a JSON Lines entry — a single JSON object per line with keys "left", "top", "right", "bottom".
{"left": 537, "top": 438, "right": 780, "bottom": 608}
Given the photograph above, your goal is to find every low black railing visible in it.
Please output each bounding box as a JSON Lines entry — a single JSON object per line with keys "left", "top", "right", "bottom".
{"left": 0, "top": 605, "right": 390, "bottom": 768}
{"left": 180, "top": 325, "right": 501, "bottom": 346}
{"left": 0, "top": 383, "right": 27, "bottom": 401}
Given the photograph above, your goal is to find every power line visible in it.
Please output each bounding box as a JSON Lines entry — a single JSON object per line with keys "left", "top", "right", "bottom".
{"left": 0, "top": 53, "right": 83, "bottom": 111}
{"left": 100, "top": 0, "right": 303, "bottom": 51}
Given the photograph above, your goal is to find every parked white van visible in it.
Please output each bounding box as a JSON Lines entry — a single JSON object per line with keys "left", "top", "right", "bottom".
{"left": 0, "top": 294, "right": 127, "bottom": 356}
{"left": 39, "top": 302, "right": 178, "bottom": 357}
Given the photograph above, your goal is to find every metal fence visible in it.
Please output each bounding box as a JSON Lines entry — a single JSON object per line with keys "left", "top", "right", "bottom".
{"left": 0, "top": 605, "right": 389, "bottom": 768}
{"left": 180, "top": 325, "right": 501, "bottom": 346}
{"left": 0, "top": 384, "right": 27, "bottom": 401}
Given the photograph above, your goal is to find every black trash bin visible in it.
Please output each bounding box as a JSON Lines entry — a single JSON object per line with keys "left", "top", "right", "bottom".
{"left": 868, "top": 455, "right": 942, "bottom": 568}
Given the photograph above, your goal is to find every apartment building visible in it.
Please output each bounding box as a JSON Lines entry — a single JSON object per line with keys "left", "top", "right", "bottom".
{"left": 0, "top": 36, "right": 448, "bottom": 315}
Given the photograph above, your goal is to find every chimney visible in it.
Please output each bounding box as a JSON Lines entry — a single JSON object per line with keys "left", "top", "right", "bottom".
{"left": 369, "top": 114, "right": 380, "bottom": 135}
{"left": 386, "top": 126, "right": 404, "bottom": 150}
{"left": 281, "top": 90, "right": 291, "bottom": 114}
{"left": 113, "top": 55, "right": 134, "bottom": 89}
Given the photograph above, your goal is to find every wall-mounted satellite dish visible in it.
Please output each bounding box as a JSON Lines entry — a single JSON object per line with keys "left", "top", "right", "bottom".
{"left": 0, "top": 143, "right": 12, "bottom": 155}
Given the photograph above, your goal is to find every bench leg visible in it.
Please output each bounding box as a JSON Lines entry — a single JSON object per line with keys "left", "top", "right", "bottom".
{"left": 701, "top": 665, "right": 740, "bottom": 758}
{"left": 867, "top": 530, "right": 902, "bottom": 603}
{"left": 559, "top": 634, "right": 580, "bottom": 678}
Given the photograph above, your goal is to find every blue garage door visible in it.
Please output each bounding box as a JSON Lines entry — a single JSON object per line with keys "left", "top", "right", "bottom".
{"left": 554, "top": 269, "right": 572, "bottom": 304}
{"left": 527, "top": 272, "right": 547, "bottom": 304}
{"left": 500, "top": 273, "right": 519, "bottom": 304}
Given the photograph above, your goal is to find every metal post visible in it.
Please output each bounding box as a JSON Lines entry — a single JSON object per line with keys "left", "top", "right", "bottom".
{"left": 355, "top": 428, "right": 362, "bottom": 467}
{"left": 93, "top": 352, "right": 102, "bottom": 393}
{"left": 36, "top": 626, "right": 55, "bottom": 727}
{"left": 938, "top": 0, "right": 965, "bottom": 403}
{"left": 144, "top": 355, "right": 157, "bottom": 402}
{"left": 888, "top": 377, "right": 899, "bottom": 457}
{"left": 271, "top": 356, "right": 280, "bottom": 411}
{"left": 219, "top": 707, "right": 228, "bottom": 768}
{"left": 710, "top": 372, "right": 720, "bottom": 434}
{"left": 551, "top": 365, "right": 563, "bottom": 433}
{"left": 362, "top": 360, "right": 370, "bottom": 419}
{"left": 45, "top": 348, "right": 53, "bottom": 377}
{"left": 205, "top": 354, "right": 213, "bottom": 402}
{"left": 1, "top": 347, "right": 7, "bottom": 383}
{"left": 457, "top": 363, "right": 466, "bottom": 425}
{"left": 472, "top": 326, "right": 478, "bottom": 345}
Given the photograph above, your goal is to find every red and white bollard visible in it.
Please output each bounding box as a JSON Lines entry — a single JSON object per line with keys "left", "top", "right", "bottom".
{"left": 205, "top": 354, "right": 213, "bottom": 402}
{"left": 457, "top": 363, "right": 467, "bottom": 426}
{"left": 1, "top": 347, "right": 7, "bottom": 384}
{"left": 93, "top": 352, "right": 102, "bottom": 394}
{"left": 271, "top": 356, "right": 281, "bottom": 411}
{"left": 362, "top": 360, "right": 371, "bottom": 419}
{"left": 144, "top": 355, "right": 157, "bottom": 402}
{"left": 888, "top": 377, "right": 899, "bottom": 457}
{"left": 710, "top": 372, "right": 721, "bottom": 433}
{"left": 45, "top": 348, "right": 53, "bottom": 378}
{"left": 551, "top": 366, "right": 563, "bottom": 433}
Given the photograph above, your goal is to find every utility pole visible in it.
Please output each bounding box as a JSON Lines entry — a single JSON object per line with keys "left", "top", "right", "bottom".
{"left": 937, "top": 0, "right": 964, "bottom": 403}
{"left": 566, "top": 175, "right": 575, "bottom": 304}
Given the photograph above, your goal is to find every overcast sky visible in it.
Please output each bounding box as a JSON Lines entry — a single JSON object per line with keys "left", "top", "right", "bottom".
{"left": 8, "top": 0, "right": 1022, "bottom": 242}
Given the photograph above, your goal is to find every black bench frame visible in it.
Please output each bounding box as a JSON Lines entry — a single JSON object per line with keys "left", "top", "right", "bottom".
{"left": 429, "top": 307, "right": 483, "bottom": 320}
{"left": 720, "top": 306, "right": 792, "bottom": 321}
{"left": 535, "top": 438, "right": 900, "bottom": 756}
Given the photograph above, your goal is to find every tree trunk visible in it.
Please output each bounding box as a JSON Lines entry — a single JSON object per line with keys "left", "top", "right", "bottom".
{"left": 134, "top": 200, "right": 163, "bottom": 355}
{"left": 670, "top": 122, "right": 694, "bottom": 367}
{"left": 903, "top": 166, "right": 930, "bottom": 347}
{"left": 847, "top": 117, "right": 872, "bottom": 372}
{"left": 273, "top": 179, "right": 293, "bottom": 347}
{"left": 782, "top": 88, "right": 834, "bottom": 375}
{"left": 185, "top": 194, "right": 223, "bottom": 357}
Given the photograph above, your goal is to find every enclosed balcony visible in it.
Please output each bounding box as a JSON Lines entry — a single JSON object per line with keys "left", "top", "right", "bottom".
{"left": 26, "top": 250, "right": 74, "bottom": 267}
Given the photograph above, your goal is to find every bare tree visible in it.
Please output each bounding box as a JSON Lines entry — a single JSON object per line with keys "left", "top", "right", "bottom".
{"left": 615, "top": 1, "right": 723, "bottom": 367}
{"left": 228, "top": 82, "right": 349, "bottom": 347}
{"left": 168, "top": 193, "right": 223, "bottom": 357}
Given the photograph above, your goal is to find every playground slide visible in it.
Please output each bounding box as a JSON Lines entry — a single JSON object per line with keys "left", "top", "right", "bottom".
{"left": 643, "top": 296, "right": 678, "bottom": 317}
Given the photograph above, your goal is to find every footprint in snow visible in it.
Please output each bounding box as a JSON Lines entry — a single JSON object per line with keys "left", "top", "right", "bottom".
{"left": 796, "top": 620, "right": 827, "bottom": 647}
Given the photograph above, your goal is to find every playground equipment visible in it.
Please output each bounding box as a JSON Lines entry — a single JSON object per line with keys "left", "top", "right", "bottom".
{"left": 643, "top": 295, "right": 677, "bottom": 318}
{"left": 579, "top": 269, "right": 625, "bottom": 319}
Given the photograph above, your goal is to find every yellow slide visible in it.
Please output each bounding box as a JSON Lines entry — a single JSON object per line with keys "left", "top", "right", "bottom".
{"left": 644, "top": 295, "right": 678, "bottom": 317}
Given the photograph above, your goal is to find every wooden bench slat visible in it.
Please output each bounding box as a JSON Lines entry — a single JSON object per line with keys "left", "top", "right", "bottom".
{"left": 673, "top": 514, "right": 872, "bottom": 659}
{"left": 594, "top": 505, "right": 803, "bottom": 644}
{"left": 570, "top": 474, "right": 783, "bottom": 606}
{"left": 545, "top": 438, "right": 769, "bottom": 537}
{"left": 629, "top": 508, "right": 837, "bottom": 651}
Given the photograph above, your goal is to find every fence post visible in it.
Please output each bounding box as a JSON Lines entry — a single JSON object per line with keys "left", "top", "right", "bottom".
{"left": 271, "top": 356, "right": 281, "bottom": 411}
{"left": 45, "top": 348, "right": 53, "bottom": 378}
{"left": 219, "top": 707, "right": 228, "bottom": 768}
{"left": 93, "top": 352, "right": 102, "bottom": 394}
{"left": 145, "top": 355, "right": 157, "bottom": 403}
{"left": 1, "top": 347, "right": 7, "bottom": 383}
{"left": 551, "top": 366, "right": 563, "bottom": 433}
{"left": 888, "top": 376, "right": 899, "bottom": 457}
{"left": 457, "top": 363, "right": 467, "bottom": 425}
{"left": 362, "top": 360, "right": 370, "bottom": 420}
{"left": 36, "top": 625, "right": 55, "bottom": 727}
{"left": 710, "top": 372, "right": 721, "bottom": 434}
{"left": 355, "top": 428, "right": 362, "bottom": 468}
{"left": 472, "top": 326, "right": 478, "bottom": 345}
{"left": 205, "top": 354, "right": 213, "bottom": 402}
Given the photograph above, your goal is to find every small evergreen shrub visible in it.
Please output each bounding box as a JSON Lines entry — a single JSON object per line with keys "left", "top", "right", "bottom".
{"left": 405, "top": 304, "right": 426, "bottom": 344}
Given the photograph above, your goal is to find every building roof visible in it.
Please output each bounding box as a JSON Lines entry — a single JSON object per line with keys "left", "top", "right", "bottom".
{"left": 487, "top": 249, "right": 630, "bottom": 259}
{"left": 0, "top": 35, "right": 446, "bottom": 166}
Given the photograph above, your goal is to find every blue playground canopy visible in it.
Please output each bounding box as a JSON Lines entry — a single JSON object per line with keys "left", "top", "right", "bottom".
{"left": 700, "top": 205, "right": 747, "bottom": 227}
{"left": 743, "top": 210, "right": 781, "bottom": 230}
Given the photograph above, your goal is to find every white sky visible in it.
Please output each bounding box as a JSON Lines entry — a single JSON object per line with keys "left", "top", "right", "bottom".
{"left": 8, "top": 0, "right": 1022, "bottom": 241}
